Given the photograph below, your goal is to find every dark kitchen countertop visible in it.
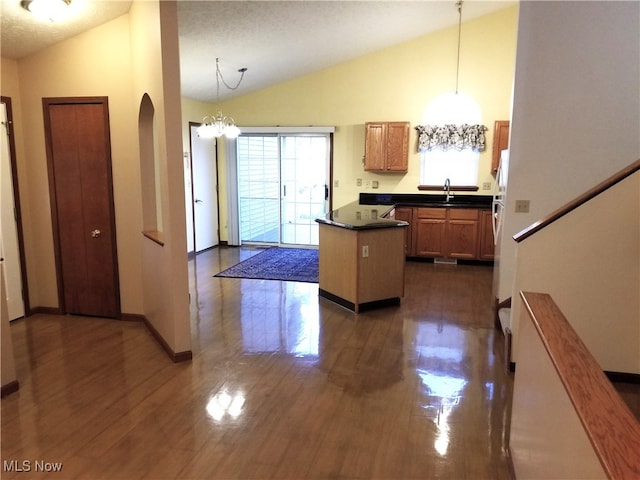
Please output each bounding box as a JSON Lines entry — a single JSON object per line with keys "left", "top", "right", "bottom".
{"left": 315, "top": 193, "right": 493, "bottom": 230}
{"left": 359, "top": 192, "right": 493, "bottom": 209}
{"left": 315, "top": 202, "right": 408, "bottom": 230}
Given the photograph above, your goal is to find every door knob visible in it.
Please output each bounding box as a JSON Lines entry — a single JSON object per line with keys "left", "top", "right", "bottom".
{"left": 195, "top": 199, "right": 203, "bottom": 203}
{"left": 91, "top": 229, "right": 102, "bottom": 238}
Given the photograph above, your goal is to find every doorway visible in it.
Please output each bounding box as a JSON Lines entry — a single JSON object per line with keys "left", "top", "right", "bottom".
{"left": 237, "top": 133, "right": 330, "bottom": 246}
{"left": 188, "top": 123, "right": 219, "bottom": 253}
{"left": 1, "top": 98, "right": 27, "bottom": 321}
{"left": 43, "top": 97, "right": 120, "bottom": 318}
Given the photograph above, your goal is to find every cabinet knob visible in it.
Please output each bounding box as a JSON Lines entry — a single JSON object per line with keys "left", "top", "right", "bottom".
{"left": 91, "top": 229, "right": 102, "bottom": 238}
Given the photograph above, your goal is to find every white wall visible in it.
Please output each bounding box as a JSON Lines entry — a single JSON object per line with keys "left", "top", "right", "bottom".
{"left": 510, "top": 301, "right": 607, "bottom": 479}
{"left": 495, "top": 2, "right": 640, "bottom": 305}
{"left": 511, "top": 173, "right": 640, "bottom": 372}
{"left": 1, "top": 264, "right": 18, "bottom": 392}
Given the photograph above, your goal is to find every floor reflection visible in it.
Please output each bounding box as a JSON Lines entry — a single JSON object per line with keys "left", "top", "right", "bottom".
{"left": 239, "top": 280, "right": 320, "bottom": 356}
{"left": 206, "top": 390, "right": 246, "bottom": 422}
{"left": 0, "top": 246, "right": 515, "bottom": 478}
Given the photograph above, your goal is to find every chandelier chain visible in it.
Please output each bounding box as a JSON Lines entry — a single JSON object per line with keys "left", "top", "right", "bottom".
{"left": 216, "top": 57, "right": 247, "bottom": 96}
{"left": 455, "top": 1, "right": 463, "bottom": 94}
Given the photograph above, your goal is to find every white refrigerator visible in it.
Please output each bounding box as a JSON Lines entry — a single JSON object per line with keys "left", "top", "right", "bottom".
{"left": 492, "top": 150, "right": 509, "bottom": 244}
{"left": 492, "top": 150, "right": 510, "bottom": 333}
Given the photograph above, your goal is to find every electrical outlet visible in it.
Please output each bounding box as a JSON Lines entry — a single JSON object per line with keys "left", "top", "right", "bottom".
{"left": 482, "top": 182, "right": 491, "bottom": 190}
{"left": 362, "top": 245, "right": 369, "bottom": 257}
{"left": 356, "top": 178, "right": 362, "bottom": 187}
{"left": 334, "top": 179, "right": 339, "bottom": 188}
{"left": 515, "top": 200, "right": 530, "bottom": 213}
{"left": 372, "top": 180, "right": 379, "bottom": 189}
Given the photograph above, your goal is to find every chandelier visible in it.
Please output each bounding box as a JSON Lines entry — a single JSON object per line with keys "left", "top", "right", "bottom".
{"left": 197, "top": 58, "right": 247, "bottom": 139}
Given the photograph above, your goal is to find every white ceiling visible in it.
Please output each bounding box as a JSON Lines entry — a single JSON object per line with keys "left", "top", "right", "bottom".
{"left": 1, "top": 0, "right": 515, "bottom": 103}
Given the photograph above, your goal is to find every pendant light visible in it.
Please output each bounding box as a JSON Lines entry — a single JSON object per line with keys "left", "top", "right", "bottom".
{"left": 197, "top": 58, "right": 247, "bottom": 139}
{"left": 422, "top": 0, "right": 481, "bottom": 126}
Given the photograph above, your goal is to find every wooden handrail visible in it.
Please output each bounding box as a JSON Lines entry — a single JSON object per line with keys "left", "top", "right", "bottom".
{"left": 514, "top": 158, "right": 640, "bottom": 242}
{"left": 520, "top": 291, "right": 640, "bottom": 479}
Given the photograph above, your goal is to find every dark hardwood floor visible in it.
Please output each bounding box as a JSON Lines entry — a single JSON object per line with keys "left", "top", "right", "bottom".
{"left": 2, "top": 246, "right": 515, "bottom": 479}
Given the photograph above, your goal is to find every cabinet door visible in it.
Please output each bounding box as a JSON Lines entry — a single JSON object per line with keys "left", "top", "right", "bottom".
{"left": 447, "top": 209, "right": 478, "bottom": 259}
{"left": 478, "top": 210, "right": 495, "bottom": 261}
{"left": 415, "top": 218, "right": 446, "bottom": 257}
{"left": 393, "top": 207, "right": 414, "bottom": 255}
{"left": 385, "top": 122, "right": 409, "bottom": 172}
{"left": 491, "top": 120, "right": 510, "bottom": 174}
{"left": 364, "top": 122, "right": 386, "bottom": 171}
{"left": 415, "top": 208, "right": 446, "bottom": 257}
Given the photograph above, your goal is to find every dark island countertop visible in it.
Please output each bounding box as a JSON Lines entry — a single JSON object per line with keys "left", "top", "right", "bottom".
{"left": 315, "top": 202, "right": 408, "bottom": 230}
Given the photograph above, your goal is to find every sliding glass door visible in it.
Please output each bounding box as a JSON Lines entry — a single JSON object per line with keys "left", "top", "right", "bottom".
{"left": 237, "top": 133, "right": 330, "bottom": 246}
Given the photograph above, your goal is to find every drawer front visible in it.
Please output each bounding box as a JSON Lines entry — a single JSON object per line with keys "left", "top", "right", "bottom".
{"left": 449, "top": 208, "right": 479, "bottom": 221}
{"left": 417, "top": 207, "right": 446, "bottom": 219}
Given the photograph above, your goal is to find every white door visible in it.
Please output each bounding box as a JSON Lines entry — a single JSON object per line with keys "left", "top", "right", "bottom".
{"left": 0, "top": 102, "right": 25, "bottom": 320}
{"left": 280, "top": 135, "right": 329, "bottom": 245}
{"left": 237, "top": 133, "right": 330, "bottom": 246}
{"left": 190, "top": 125, "right": 219, "bottom": 252}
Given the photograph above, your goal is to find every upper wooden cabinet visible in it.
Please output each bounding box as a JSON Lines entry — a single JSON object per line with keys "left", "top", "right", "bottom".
{"left": 491, "top": 120, "right": 510, "bottom": 174}
{"left": 364, "top": 122, "right": 409, "bottom": 173}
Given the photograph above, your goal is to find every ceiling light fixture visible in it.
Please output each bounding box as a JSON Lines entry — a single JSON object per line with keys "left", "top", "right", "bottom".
{"left": 453, "top": 0, "right": 463, "bottom": 95}
{"left": 421, "top": 0, "right": 482, "bottom": 126}
{"left": 197, "top": 58, "right": 247, "bottom": 140}
{"left": 21, "top": 0, "right": 72, "bottom": 22}
{"left": 417, "top": 0, "right": 487, "bottom": 152}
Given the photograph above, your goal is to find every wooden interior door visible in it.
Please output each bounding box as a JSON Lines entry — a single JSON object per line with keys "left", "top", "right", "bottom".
{"left": 44, "top": 98, "right": 120, "bottom": 318}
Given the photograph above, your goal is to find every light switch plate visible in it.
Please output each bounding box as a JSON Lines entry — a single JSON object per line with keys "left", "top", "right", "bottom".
{"left": 515, "top": 200, "right": 530, "bottom": 213}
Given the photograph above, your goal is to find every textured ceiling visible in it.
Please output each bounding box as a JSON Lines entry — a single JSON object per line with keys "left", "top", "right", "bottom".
{"left": 177, "top": 1, "right": 515, "bottom": 102}
{"left": 1, "top": 0, "right": 514, "bottom": 103}
{"left": 0, "top": 0, "right": 133, "bottom": 59}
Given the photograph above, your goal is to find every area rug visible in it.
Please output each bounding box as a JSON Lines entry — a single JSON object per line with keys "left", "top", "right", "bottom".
{"left": 215, "top": 248, "right": 318, "bottom": 283}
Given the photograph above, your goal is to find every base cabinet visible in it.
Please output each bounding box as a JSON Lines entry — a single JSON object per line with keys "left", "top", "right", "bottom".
{"left": 318, "top": 223, "right": 406, "bottom": 312}
{"left": 393, "top": 207, "right": 414, "bottom": 255}
{"left": 478, "top": 210, "right": 495, "bottom": 260}
{"left": 415, "top": 208, "right": 446, "bottom": 257}
{"left": 410, "top": 207, "right": 493, "bottom": 261}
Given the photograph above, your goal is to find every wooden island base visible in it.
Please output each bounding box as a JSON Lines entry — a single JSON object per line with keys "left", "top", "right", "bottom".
{"left": 318, "top": 222, "right": 406, "bottom": 313}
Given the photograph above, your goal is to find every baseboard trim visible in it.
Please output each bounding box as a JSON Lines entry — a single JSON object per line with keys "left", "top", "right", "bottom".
{"left": 120, "top": 312, "right": 145, "bottom": 322}
{"left": 121, "top": 311, "right": 192, "bottom": 363}
{"left": 504, "top": 446, "right": 517, "bottom": 480}
{"left": 29, "top": 306, "right": 63, "bottom": 316}
{"left": 1, "top": 380, "right": 19, "bottom": 398}
{"left": 318, "top": 289, "right": 400, "bottom": 313}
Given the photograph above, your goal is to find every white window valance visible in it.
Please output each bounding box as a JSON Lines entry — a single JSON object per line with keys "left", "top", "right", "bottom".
{"left": 416, "top": 124, "right": 488, "bottom": 152}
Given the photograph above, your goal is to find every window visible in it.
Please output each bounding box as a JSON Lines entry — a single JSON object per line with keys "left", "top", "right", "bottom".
{"left": 418, "top": 92, "right": 486, "bottom": 188}
{"left": 420, "top": 148, "right": 479, "bottom": 186}
{"left": 234, "top": 127, "right": 333, "bottom": 246}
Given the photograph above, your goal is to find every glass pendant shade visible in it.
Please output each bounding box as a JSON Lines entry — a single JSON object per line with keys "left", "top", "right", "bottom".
{"left": 422, "top": 91, "right": 481, "bottom": 125}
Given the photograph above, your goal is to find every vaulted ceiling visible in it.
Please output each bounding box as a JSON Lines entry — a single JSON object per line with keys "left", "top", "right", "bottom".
{"left": 1, "top": 0, "right": 514, "bottom": 102}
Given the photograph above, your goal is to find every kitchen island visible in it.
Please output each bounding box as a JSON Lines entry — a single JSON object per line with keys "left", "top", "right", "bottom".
{"left": 315, "top": 202, "right": 408, "bottom": 313}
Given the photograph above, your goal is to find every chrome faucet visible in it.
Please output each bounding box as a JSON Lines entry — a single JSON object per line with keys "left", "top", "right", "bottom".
{"left": 444, "top": 178, "right": 452, "bottom": 202}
